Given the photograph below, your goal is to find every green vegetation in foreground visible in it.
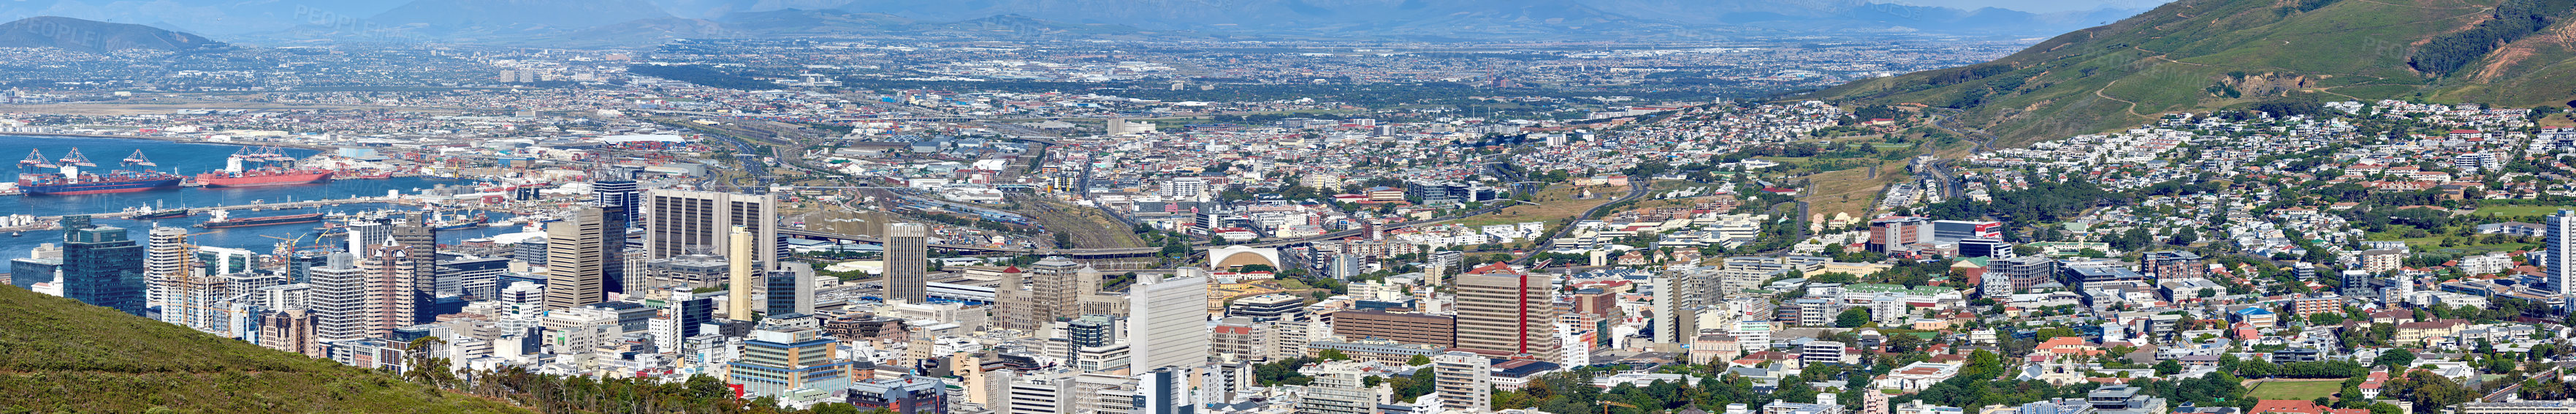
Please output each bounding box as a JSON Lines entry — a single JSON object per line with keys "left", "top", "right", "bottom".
{"left": 0, "top": 285, "right": 530, "bottom": 413}
{"left": 2247, "top": 380, "right": 2344, "bottom": 401}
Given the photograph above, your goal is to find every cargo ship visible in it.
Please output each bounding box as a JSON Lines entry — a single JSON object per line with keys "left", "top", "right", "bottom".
{"left": 131, "top": 208, "right": 189, "bottom": 219}
{"left": 197, "top": 146, "right": 333, "bottom": 188}
{"left": 197, "top": 168, "right": 333, "bottom": 187}
{"left": 14, "top": 148, "right": 187, "bottom": 196}
{"left": 197, "top": 209, "right": 326, "bottom": 229}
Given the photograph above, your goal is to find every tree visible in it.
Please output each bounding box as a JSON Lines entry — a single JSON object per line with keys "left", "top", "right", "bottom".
{"left": 1835, "top": 308, "right": 1872, "bottom": 328}
{"left": 2375, "top": 349, "right": 2416, "bottom": 369}
{"left": 1320, "top": 349, "right": 1352, "bottom": 361}
{"left": 1409, "top": 354, "right": 1433, "bottom": 366}
{"left": 2155, "top": 359, "right": 2184, "bottom": 376}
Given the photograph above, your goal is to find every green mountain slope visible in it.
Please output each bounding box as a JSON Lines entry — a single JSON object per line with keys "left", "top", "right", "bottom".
{"left": 0, "top": 286, "right": 527, "bottom": 413}
{"left": 1802, "top": 0, "right": 2576, "bottom": 146}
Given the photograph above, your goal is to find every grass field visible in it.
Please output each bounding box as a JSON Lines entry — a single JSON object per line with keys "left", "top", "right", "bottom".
{"left": 1800, "top": 159, "right": 1908, "bottom": 220}
{"left": 2472, "top": 206, "right": 2576, "bottom": 217}
{"left": 1452, "top": 183, "right": 1626, "bottom": 228}
{"left": 2247, "top": 380, "right": 2343, "bottom": 401}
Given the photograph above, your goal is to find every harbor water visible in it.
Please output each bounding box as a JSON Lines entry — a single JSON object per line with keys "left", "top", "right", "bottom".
{"left": 0, "top": 135, "right": 524, "bottom": 271}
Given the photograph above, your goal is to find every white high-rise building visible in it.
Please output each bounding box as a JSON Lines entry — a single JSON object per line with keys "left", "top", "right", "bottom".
{"left": 1432, "top": 351, "right": 1491, "bottom": 413}
{"left": 308, "top": 253, "right": 369, "bottom": 342}
{"left": 143, "top": 226, "right": 192, "bottom": 313}
{"left": 1128, "top": 268, "right": 1211, "bottom": 371}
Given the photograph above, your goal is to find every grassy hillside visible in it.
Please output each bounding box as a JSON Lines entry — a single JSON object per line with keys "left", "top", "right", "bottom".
{"left": 1802, "top": 0, "right": 2576, "bottom": 146}
{"left": 0, "top": 286, "right": 527, "bottom": 413}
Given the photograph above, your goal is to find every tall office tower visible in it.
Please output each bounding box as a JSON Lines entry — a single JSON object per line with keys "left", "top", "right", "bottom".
{"left": 364, "top": 243, "right": 417, "bottom": 334}
{"left": 767, "top": 262, "right": 815, "bottom": 316}
{"left": 392, "top": 214, "right": 439, "bottom": 321}
{"left": 593, "top": 179, "right": 641, "bottom": 225}
{"left": 1298, "top": 361, "right": 1376, "bottom": 414}
{"left": 668, "top": 289, "right": 715, "bottom": 337}
{"left": 543, "top": 208, "right": 611, "bottom": 309}
{"left": 309, "top": 253, "right": 371, "bottom": 342}
{"left": 1649, "top": 267, "right": 1710, "bottom": 345}
{"left": 601, "top": 203, "right": 630, "bottom": 295}
{"left": 1432, "top": 351, "right": 1493, "bottom": 413}
{"left": 1127, "top": 268, "right": 1211, "bottom": 371}
{"left": 885, "top": 222, "right": 929, "bottom": 304}
{"left": 1028, "top": 256, "right": 1086, "bottom": 324}
{"left": 728, "top": 225, "right": 758, "bottom": 321}
{"left": 2551, "top": 210, "right": 2576, "bottom": 297}
{"left": 345, "top": 221, "right": 388, "bottom": 256}
{"left": 1133, "top": 366, "right": 1189, "bottom": 414}
{"left": 59, "top": 217, "right": 148, "bottom": 316}
{"left": 644, "top": 189, "right": 775, "bottom": 266}
{"left": 142, "top": 226, "right": 192, "bottom": 314}
{"left": 1454, "top": 265, "right": 1559, "bottom": 361}
{"left": 994, "top": 266, "right": 1038, "bottom": 332}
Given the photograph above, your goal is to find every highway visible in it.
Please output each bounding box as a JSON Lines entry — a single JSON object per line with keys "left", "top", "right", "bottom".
{"left": 1920, "top": 108, "right": 2000, "bottom": 202}
{"left": 1514, "top": 181, "right": 1653, "bottom": 265}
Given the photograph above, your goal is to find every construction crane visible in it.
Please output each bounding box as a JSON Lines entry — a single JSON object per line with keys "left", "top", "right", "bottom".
{"left": 1597, "top": 401, "right": 1640, "bottom": 414}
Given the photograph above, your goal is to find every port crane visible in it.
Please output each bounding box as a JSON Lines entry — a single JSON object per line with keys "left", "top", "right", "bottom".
{"left": 18, "top": 149, "right": 53, "bottom": 169}
{"left": 121, "top": 150, "right": 156, "bottom": 167}
{"left": 57, "top": 148, "right": 94, "bottom": 167}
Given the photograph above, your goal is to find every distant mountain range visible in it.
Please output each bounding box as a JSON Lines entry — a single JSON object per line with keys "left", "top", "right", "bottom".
{"left": 0, "top": 0, "right": 2157, "bottom": 45}
{"left": 1802, "top": 0, "right": 2576, "bottom": 146}
{"left": 0, "top": 16, "right": 225, "bottom": 53}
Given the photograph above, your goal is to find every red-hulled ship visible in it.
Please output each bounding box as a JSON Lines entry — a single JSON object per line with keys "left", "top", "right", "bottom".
{"left": 15, "top": 148, "right": 185, "bottom": 195}
{"left": 197, "top": 168, "right": 333, "bottom": 187}
{"left": 196, "top": 146, "right": 332, "bottom": 188}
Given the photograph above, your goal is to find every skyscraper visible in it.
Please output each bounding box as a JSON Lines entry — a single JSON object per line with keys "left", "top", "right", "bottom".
{"left": 143, "top": 226, "right": 192, "bottom": 315}
{"left": 728, "top": 225, "right": 758, "bottom": 321}
{"left": 582, "top": 184, "right": 635, "bottom": 296}
{"left": 543, "top": 208, "right": 611, "bottom": 309}
{"left": 1127, "top": 268, "right": 1210, "bottom": 371}
{"left": 885, "top": 222, "right": 928, "bottom": 304}
{"left": 2549, "top": 210, "right": 2576, "bottom": 297}
{"left": 1029, "top": 257, "right": 1087, "bottom": 324}
{"left": 1133, "top": 366, "right": 1190, "bottom": 414}
{"left": 994, "top": 266, "right": 1037, "bottom": 331}
{"left": 308, "top": 253, "right": 370, "bottom": 342}
{"left": 154, "top": 228, "right": 228, "bottom": 334}
{"left": 1432, "top": 351, "right": 1492, "bottom": 413}
{"left": 1453, "top": 264, "right": 1558, "bottom": 361}
{"left": 391, "top": 214, "right": 439, "bottom": 322}
{"left": 767, "top": 262, "right": 815, "bottom": 317}
{"left": 58, "top": 217, "right": 147, "bottom": 316}
{"left": 362, "top": 243, "right": 416, "bottom": 336}
{"left": 594, "top": 179, "right": 641, "bottom": 225}
{"left": 644, "top": 189, "right": 775, "bottom": 266}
